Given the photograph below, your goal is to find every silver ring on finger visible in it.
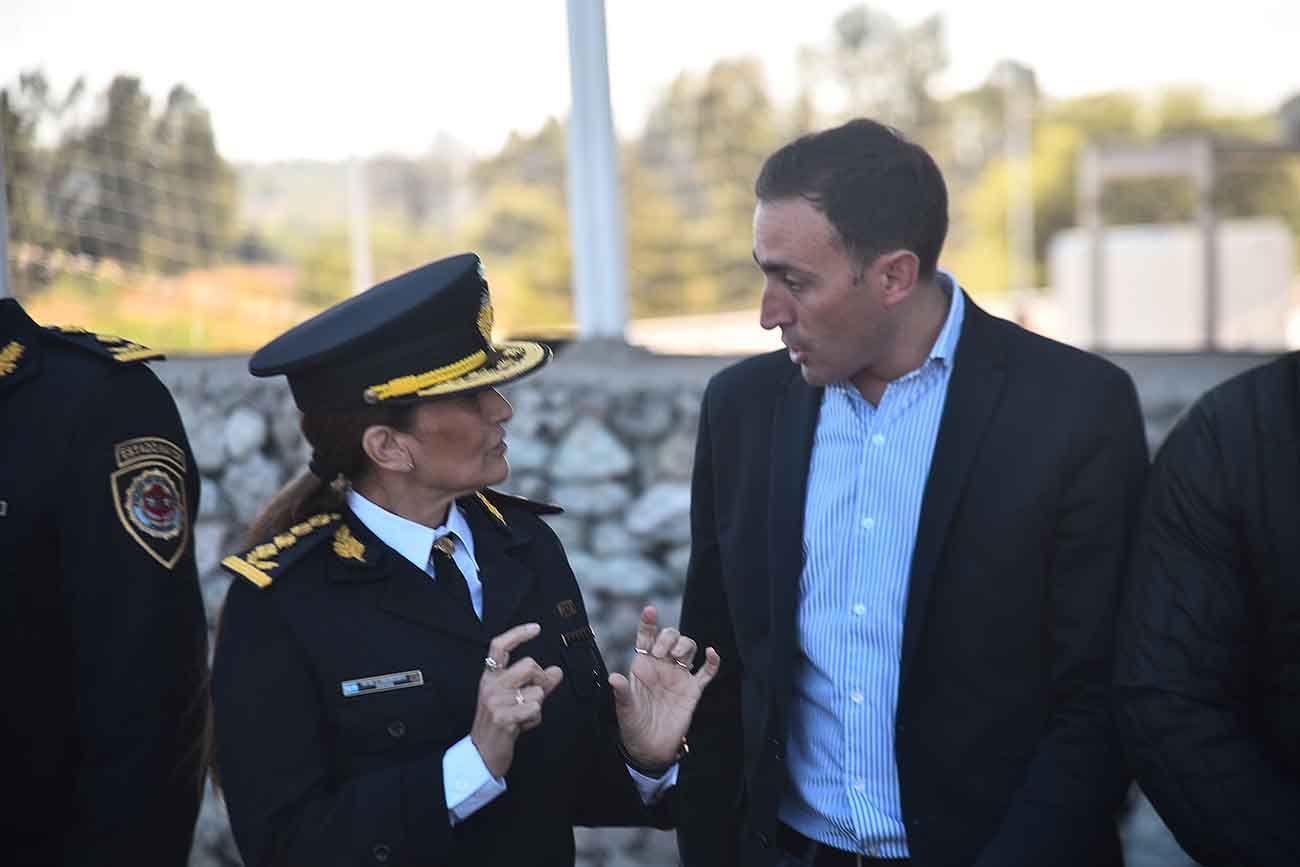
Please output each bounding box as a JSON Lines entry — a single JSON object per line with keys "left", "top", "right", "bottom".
{"left": 673, "top": 658, "right": 692, "bottom": 670}
{"left": 633, "top": 647, "right": 650, "bottom": 655}
{"left": 514, "top": 688, "right": 526, "bottom": 705}
{"left": 484, "top": 656, "right": 502, "bottom": 673}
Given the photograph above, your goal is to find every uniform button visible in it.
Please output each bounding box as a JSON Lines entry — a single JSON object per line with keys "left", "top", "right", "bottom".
{"left": 872, "top": 433, "right": 886, "bottom": 446}
{"left": 371, "top": 842, "right": 391, "bottom": 862}
{"left": 860, "top": 516, "right": 875, "bottom": 529}
{"left": 853, "top": 778, "right": 866, "bottom": 791}
{"left": 850, "top": 690, "right": 864, "bottom": 704}
{"left": 852, "top": 603, "right": 867, "bottom": 616}
{"left": 387, "top": 720, "right": 406, "bottom": 739}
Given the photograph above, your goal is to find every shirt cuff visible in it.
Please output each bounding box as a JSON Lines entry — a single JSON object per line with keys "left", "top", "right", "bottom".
{"left": 626, "top": 761, "right": 679, "bottom": 805}
{"left": 444, "top": 735, "right": 507, "bottom": 824}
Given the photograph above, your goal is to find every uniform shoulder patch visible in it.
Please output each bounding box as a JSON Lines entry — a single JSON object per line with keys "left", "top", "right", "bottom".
{"left": 476, "top": 488, "right": 564, "bottom": 523}
{"left": 221, "top": 512, "right": 342, "bottom": 588}
{"left": 44, "top": 325, "right": 165, "bottom": 365}
{"left": 111, "top": 436, "right": 191, "bottom": 569}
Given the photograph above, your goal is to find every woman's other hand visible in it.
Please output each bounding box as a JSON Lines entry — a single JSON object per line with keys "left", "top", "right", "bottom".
{"left": 471, "top": 622, "right": 564, "bottom": 779}
{"left": 610, "top": 605, "right": 721, "bottom": 772}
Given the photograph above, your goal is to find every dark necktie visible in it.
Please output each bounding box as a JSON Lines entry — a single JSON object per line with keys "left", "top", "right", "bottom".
{"left": 431, "top": 534, "right": 475, "bottom": 617}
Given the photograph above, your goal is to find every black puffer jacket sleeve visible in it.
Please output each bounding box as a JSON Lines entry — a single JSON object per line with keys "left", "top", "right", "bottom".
{"left": 1115, "top": 386, "right": 1300, "bottom": 867}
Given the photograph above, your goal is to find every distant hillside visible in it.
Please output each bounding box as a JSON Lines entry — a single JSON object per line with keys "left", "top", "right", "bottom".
{"left": 236, "top": 146, "right": 476, "bottom": 232}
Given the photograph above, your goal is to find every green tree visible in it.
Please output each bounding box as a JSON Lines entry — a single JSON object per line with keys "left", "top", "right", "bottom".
{"left": 153, "top": 84, "right": 236, "bottom": 270}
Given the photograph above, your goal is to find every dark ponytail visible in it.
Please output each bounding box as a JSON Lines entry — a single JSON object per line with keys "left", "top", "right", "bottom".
{"left": 242, "top": 403, "right": 418, "bottom": 544}
{"left": 211, "top": 401, "right": 419, "bottom": 790}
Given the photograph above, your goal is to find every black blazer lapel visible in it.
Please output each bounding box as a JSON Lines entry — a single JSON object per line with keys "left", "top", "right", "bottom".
{"left": 768, "top": 370, "right": 822, "bottom": 690}
{"left": 900, "top": 298, "right": 1009, "bottom": 687}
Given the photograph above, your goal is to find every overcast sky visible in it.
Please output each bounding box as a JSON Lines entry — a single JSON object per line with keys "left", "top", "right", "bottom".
{"left": 3, "top": 0, "right": 1297, "bottom": 162}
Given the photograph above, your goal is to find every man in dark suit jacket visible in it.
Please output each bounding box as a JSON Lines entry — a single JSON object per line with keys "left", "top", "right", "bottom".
{"left": 677, "top": 119, "right": 1149, "bottom": 866}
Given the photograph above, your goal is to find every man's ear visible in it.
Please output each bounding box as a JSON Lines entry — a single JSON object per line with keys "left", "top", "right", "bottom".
{"left": 361, "top": 424, "right": 412, "bottom": 473}
{"left": 876, "top": 250, "right": 920, "bottom": 307}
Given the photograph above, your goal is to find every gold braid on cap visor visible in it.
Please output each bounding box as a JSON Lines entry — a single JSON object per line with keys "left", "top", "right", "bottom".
{"left": 362, "top": 350, "right": 488, "bottom": 403}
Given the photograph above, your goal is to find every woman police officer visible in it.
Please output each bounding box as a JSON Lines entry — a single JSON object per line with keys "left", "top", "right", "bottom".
{"left": 212, "top": 254, "right": 719, "bottom": 866}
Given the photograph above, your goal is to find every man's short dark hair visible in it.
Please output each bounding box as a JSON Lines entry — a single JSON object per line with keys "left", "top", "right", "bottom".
{"left": 754, "top": 118, "right": 948, "bottom": 279}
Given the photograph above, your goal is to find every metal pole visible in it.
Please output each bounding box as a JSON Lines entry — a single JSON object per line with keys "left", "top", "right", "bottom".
{"left": 0, "top": 116, "right": 11, "bottom": 298}
{"left": 1004, "top": 75, "right": 1034, "bottom": 294}
{"left": 348, "top": 155, "right": 373, "bottom": 295}
{"left": 1196, "top": 140, "right": 1219, "bottom": 350}
{"left": 564, "top": 0, "right": 627, "bottom": 339}
{"left": 1077, "top": 147, "right": 1104, "bottom": 347}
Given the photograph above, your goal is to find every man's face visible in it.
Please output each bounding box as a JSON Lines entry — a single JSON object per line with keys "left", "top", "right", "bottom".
{"left": 754, "top": 197, "right": 886, "bottom": 387}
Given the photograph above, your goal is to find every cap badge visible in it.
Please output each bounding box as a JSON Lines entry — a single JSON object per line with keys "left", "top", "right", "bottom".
{"left": 477, "top": 295, "right": 495, "bottom": 344}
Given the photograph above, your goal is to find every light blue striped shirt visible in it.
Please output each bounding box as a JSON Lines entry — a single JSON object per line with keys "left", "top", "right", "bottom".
{"left": 778, "top": 276, "right": 965, "bottom": 858}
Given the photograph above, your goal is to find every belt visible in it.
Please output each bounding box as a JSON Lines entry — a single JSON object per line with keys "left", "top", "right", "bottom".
{"left": 775, "top": 823, "right": 910, "bottom": 867}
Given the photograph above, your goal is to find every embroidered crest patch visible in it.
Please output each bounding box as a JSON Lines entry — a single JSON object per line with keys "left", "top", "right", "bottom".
{"left": 110, "top": 436, "right": 190, "bottom": 569}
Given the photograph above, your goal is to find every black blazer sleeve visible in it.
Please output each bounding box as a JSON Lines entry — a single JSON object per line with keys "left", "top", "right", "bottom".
{"left": 677, "top": 385, "right": 746, "bottom": 867}
{"left": 1114, "top": 402, "right": 1300, "bottom": 866}
{"left": 973, "top": 366, "right": 1149, "bottom": 866}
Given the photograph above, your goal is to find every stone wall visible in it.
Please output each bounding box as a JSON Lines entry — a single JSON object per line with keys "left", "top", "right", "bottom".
{"left": 160, "top": 342, "right": 1275, "bottom": 867}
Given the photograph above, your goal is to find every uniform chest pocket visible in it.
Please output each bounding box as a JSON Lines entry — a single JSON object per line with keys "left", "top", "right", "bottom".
{"left": 331, "top": 681, "right": 465, "bottom": 755}
{"left": 558, "top": 624, "right": 609, "bottom": 700}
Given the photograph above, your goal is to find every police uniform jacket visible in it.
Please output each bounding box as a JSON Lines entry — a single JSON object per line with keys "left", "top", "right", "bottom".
{"left": 213, "top": 489, "right": 668, "bottom": 867}
{"left": 0, "top": 298, "right": 209, "bottom": 865}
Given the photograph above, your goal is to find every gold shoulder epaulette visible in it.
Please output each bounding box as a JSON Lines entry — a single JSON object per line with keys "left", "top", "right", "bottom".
{"left": 476, "top": 488, "right": 564, "bottom": 523}
{"left": 221, "top": 512, "right": 342, "bottom": 588}
{"left": 45, "top": 325, "right": 165, "bottom": 364}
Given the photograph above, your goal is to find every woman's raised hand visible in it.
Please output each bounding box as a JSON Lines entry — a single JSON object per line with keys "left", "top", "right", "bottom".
{"left": 470, "top": 622, "right": 564, "bottom": 779}
{"left": 609, "top": 606, "right": 721, "bottom": 772}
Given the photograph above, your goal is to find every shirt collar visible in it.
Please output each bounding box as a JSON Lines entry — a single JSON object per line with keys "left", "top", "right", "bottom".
{"left": 346, "top": 488, "right": 477, "bottom": 573}
{"left": 928, "top": 269, "right": 965, "bottom": 367}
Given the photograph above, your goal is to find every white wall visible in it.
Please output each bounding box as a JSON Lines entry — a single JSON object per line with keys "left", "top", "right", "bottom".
{"left": 1048, "top": 218, "right": 1296, "bottom": 350}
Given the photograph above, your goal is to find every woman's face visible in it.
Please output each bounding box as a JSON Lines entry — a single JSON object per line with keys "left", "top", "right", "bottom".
{"left": 400, "top": 387, "right": 514, "bottom": 496}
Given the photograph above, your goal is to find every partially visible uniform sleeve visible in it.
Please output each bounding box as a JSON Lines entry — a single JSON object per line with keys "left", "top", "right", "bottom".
{"left": 57, "top": 364, "right": 209, "bottom": 865}
{"left": 1114, "top": 403, "right": 1300, "bottom": 866}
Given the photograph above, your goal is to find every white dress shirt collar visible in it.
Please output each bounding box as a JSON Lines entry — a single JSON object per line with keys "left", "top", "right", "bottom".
{"left": 346, "top": 488, "right": 477, "bottom": 573}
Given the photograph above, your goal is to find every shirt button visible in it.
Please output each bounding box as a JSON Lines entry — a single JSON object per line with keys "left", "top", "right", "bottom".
{"left": 387, "top": 720, "right": 406, "bottom": 739}
{"left": 860, "top": 516, "right": 875, "bottom": 530}
{"left": 852, "top": 603, "right": 866, "bottom": 616}
{"left": 872, "top": 433, "right": 886, "bottom": 446}
{"left": 853, "top": 778, "right": 866, "bottom": 791}
{"left": 850, "top": 690, "right": 864, "bottom": 704}
{"left": 371, "top": 842, "right": 391, "bottom": 863}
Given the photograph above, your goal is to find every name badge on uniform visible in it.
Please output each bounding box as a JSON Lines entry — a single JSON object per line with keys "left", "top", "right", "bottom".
{"left": 340, "top": 669, "right": 424, "bottom": 698}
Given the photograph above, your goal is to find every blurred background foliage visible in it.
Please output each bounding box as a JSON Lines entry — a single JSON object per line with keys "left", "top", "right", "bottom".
{"left": 4, "top": 3, "right": 1298, "bottom": 350}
